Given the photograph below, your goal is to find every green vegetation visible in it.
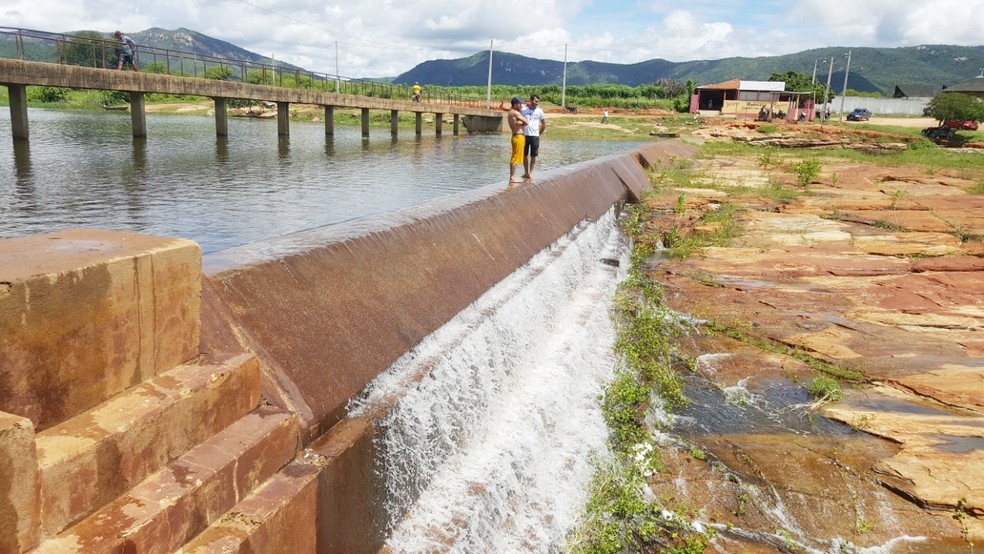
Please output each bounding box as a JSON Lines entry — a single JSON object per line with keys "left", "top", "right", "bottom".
{"left": 806, "top": 376, "right": 843, "bottom": 402}
{"left": 702, "top": 140, "right": 984, "bottom": 173}
{"left": 790, "top": 158, "right": 822, "bottom": 187}
{"left": 568, "top": 198, "right": 714, "bottom": 554}
{"left": 924, "top": 92, "right": 984, "bottom": 125}
{"left": 769, "top": 70, "right": 831, "bottom": 103}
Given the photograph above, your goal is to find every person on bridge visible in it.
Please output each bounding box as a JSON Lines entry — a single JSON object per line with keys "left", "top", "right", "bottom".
{"left": 114, "top": 31, "right": 138, "bottom": 71}
{"left": 521, "top": 94, "right": 546, "bottom": 180}
{"left": 411, "top": 82, "right": 422, "bottom": 102}
{"left": 507, "top": 97, "right": 529, "bottom": 183}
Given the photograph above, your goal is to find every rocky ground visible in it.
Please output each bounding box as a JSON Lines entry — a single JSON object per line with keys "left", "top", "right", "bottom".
{"left": 638, "top": 124, "right": 983, "bottom": 552}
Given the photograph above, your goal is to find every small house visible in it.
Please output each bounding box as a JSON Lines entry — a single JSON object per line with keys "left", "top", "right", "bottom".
{"left": 690, "top": 79, "right": 816, "bottom": 122}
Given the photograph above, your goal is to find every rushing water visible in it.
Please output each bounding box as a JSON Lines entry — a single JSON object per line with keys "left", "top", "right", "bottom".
{"left": 0, "top": 108, "right": 641, "bottom": 253}
{"left": 349, "top": 209, "right": 628, "bottom": 552}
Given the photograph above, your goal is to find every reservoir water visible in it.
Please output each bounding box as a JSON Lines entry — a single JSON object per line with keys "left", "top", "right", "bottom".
{"left": 0, "top": 108, "right": 641, "bottom": 253}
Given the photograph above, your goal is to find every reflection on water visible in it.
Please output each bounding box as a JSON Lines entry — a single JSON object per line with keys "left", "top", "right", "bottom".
{"left": 0, "top": 108, "right": 641, "bottom": 253}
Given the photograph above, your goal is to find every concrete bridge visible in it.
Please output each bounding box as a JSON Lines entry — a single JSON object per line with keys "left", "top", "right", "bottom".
{"left": 0, "top": 58, "right": 505, "bottom": 141}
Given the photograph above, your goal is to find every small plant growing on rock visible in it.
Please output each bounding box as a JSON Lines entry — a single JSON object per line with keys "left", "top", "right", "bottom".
{"left": 757, "top": 148, "right": 782, "bottom": 169}
{"left": 807, "top": 376, "right": 842, "bottom": 402}
{"left": 675, "top": 192, "right": 687, "bottom": 216}
{"left": 791, "top": 159, "right": 822, "bottom": 187}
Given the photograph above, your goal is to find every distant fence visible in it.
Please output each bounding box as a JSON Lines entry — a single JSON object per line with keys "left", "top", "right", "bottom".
{"left": 0, "top": 26, "right": 489, "bottom": 108}
{"left": 827, "top": 96, "right": 930, "bottom": 116}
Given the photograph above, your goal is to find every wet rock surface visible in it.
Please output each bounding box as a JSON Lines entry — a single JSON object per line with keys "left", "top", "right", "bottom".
{"left": 643, "top": 150, "right": 983, "bottom": 551}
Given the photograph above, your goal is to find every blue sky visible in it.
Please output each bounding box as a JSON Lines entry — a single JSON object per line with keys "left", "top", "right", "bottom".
{"left": 3, "top": 0, "right": 983, "bottom": 78}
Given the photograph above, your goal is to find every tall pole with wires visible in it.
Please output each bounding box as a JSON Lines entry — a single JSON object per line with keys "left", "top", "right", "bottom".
{"left": 486, "top": 40, "right": 494, "bottom": 109}
{"left": 839, "top": 50, "right": 851, "bottom": 121}
{"left": 823, "top": 56, "right": 834, "bottom": 122}
{"left": 561, "top": 43, "right": 568, "bottom": 109}
{"left": 334, "top": 41, "right": 340, "bottom": 92}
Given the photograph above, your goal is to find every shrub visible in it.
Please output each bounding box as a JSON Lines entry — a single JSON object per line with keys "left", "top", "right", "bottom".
{"left": 791, "top": 158, "right": 822, "bottom": 187}
{"left": 807, "top": 376, "right": 842, "bottom": 402}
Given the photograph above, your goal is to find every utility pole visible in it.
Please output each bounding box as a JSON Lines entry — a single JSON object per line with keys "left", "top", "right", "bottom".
{"left": 561, "top": 44, "right": 568, "bottom": 109}
{"left": 334, "top": 41, "right": 340, "bottom": 92}
{"left": 839, "top": 50, "right": 851, "bottom": 121}
{"left": 823, "top": 56, "right": 834, "bottom": 123}
{"left": 486, "top": 40, "right": 493, "bottom": 109}
{"left": 811, "top": 59, "right": 818, "bottom": 84}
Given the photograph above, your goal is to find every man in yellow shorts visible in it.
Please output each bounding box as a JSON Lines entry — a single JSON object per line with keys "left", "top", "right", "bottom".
{"left": 507, "top": 97, "right": 528, "bottom": 183}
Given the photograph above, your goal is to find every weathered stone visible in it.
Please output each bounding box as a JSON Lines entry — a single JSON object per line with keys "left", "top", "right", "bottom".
{"left": 0, "top": 229, "right": 201, "bottom": 431}
{"left": 176, "top": 463, "right": 320, "bottom": 554}
{"left": 644, "top": 152, "right": 984, "bottom": 547}
{"left": 33, "top": 407, "right": 298, "bottom": 554}
{"left": 36, "top": 354, "right": 260, "bottom": 537}
{"left": 0, "top": 412, "right": 41, "bottom": 553}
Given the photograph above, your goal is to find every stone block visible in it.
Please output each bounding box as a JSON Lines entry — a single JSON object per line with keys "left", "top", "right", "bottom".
{"left": 0, "top": 412, "right": 41, "bottom": 553}
{"left": 33, "top": 407, "right": 299, "bottom": 554}
{"left": 36, "top": 354, "right": 260, "bottom": 536}
{"left": 0, "top": 229, "right": 202, "bottom": 431}
{"left": 175, "top": 463, "right": 320, "bottom": 554}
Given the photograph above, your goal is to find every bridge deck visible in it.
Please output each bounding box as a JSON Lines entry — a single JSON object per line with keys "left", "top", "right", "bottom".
{"left": 0, "top": 58, "right": 504, "bottom": 140}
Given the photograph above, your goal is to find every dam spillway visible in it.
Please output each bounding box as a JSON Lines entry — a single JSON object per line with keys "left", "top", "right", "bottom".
{"left": 0, "top": 141, "right": 696, "bottom": 553}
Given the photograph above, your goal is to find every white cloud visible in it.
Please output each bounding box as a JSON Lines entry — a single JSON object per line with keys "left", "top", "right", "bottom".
{"left": 1, "top": 0, "right": 982, "bottom": 77}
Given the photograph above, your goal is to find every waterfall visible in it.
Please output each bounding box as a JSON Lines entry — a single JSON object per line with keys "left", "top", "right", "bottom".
{"left": 349, "top": 207, "right": 628, "bottom": 552}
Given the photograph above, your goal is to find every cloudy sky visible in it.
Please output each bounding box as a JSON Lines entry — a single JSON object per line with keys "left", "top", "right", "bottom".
{"left": 3, "top": 0, "right": 983, "bottom": 78}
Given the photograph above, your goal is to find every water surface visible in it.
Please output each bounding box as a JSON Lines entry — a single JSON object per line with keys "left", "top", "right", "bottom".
{"left": 0, "top": 108, "right": 642, "bottom": 252}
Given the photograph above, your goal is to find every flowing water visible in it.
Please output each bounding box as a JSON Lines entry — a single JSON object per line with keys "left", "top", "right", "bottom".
{"left": 349, "top": 209, "right": 628, "bottom": 552}
{"left": 0, "top": 108, "right": 642, "bottom": 253}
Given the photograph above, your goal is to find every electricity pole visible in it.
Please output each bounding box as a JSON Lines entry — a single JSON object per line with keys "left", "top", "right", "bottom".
{"left": 486, "top": 40, "right": 493, "bottom": 109}
{"left": 335, "top": 41, "right": 340, "bottom": 92}
{"left": 561, "top": 44, "right": 568, "bottom": 109}
{"left": 823, "top": 56, "right": 834, "bottom": 123}
{"left": 839, "top": 50, "right": 851, "bottom": 121}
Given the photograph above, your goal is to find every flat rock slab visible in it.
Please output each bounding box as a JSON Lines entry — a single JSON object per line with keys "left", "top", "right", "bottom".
{"left": 646, "top": 154, "right": 984, "bottom": 546}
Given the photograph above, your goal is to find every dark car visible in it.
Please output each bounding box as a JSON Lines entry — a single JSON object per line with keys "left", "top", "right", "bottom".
{"left": 846, "top": 108, "right": 872, "bottom": 121}
{"left": 942, "top": 119, "right": 979, "bottom": 131}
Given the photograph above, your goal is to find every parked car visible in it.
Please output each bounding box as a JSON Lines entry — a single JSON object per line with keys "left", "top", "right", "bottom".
{"left": 846, "top": 108, "right": 872, "bottom": 121}
{"left": 942, "top": 119, "right": 979, "bottom": 131}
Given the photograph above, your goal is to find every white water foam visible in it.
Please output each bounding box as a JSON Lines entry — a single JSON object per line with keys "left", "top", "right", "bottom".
{"left": 349, "top": 208, "right": 629, "bottom": 553}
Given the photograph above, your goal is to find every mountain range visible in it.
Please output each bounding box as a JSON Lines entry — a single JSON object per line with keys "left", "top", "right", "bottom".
{"left": 7, "top": 28, "right": 984, "bottom": 95}
{"left": 394, "top": 45, "right": 984, "bottom": 95}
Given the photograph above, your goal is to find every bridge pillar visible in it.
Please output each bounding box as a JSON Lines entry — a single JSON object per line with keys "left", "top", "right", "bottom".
{"left": 278, "top": 102, "right": 290, "bottom": 136}
{"left": 7, "top": 84, "right": 29, "bottom": 140}
{"left": 361, "top": 108, "right": 370, "bottom": 138}
{"left": 415, "top": 113, "right": 422, "bottom": 137}
{"left": 130, "top": 92, "right": 146, "bottom": 138}
{"left": 324, "top": 106, "right": 334, "bottom": 136}
{"left": 391, "top": 110, "right": 399, "bottom": 137}
{"left": 435, "top": 113, "right": 443, "bottom": 136}
{"left": 213, "top": 98, "right": 228, "bottom": 137}
{"left": 453, "top": 114, "right": 460, "bottom": 136}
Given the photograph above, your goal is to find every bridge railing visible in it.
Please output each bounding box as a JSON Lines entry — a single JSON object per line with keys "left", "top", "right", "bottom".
{"left": 0, "top": 26, "right": 490, "bottom": 109}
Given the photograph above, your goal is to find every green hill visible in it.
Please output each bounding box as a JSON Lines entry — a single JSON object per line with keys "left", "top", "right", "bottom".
{"left": 394, "top": 45, "right": 984, "bottom": 95}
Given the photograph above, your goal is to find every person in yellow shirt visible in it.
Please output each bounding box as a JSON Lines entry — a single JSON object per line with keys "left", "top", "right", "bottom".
{"left": 507, "top": 97, "right": 529, "bottom": 183}
{"left": 411, "top": 82, "right": 422, "bottom": 102}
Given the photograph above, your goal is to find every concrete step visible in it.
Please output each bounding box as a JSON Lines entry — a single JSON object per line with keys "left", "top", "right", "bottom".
{"left": 35, "top": 354, "right": 261, "bottom": 537}
{"left": 175, "top": 462, "right": 321, "bottom": 553}
{"left": 32, "top": 406, "right": 299, "bottom": 554}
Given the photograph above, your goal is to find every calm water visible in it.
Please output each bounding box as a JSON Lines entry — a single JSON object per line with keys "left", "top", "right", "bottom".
{"left": 0, "top": 108, "right": 641, "bottom": 253}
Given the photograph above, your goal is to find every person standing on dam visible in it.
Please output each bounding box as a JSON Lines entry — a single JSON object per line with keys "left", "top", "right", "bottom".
{"left": 521, "top": 94, "right": 546, "bottom": 180}
{"left": 507, "top": 97, "right": 529, "bottom": 183}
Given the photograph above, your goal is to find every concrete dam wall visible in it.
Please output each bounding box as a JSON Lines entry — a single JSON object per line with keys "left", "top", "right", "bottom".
{"left": 0, "top": 141, "right": 696, "bottom": 553}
